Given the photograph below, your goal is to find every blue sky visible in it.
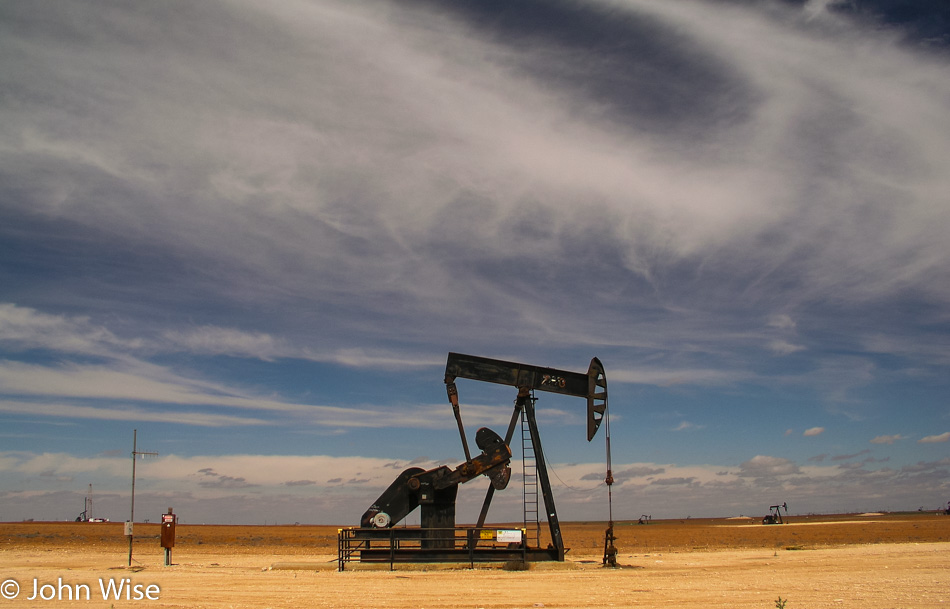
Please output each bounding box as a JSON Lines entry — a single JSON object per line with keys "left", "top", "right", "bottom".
{"left": 1, "top": 0, "right": 949, "bottom": 526}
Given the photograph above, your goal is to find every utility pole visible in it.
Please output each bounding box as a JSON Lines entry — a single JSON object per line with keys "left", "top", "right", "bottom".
{"left": 128, "top": 429, "right": 158, "bottom": 566}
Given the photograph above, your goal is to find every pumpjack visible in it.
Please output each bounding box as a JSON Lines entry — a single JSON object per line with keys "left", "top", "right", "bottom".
{"left": 763, "top": 502, "right": 788, "bottom": 525}
{"left": 75, "top": 484, "right": 92, "bottom": 522}
{"left": 344, "top": 352, "right": 609, "bottom": 566}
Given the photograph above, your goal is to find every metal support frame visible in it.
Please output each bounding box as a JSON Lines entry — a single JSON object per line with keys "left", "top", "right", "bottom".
{"left": 446, "top": 353, "right": 608, "bottom": 561}
{"left": 345, "top": 352, "right": 608, "bottom": 567}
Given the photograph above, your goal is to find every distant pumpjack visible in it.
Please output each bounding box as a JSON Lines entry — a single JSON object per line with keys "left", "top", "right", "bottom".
{"left": 763, "top": 502, "right": 788, "bottom": 525}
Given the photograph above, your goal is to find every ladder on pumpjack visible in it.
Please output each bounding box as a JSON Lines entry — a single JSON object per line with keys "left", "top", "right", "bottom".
{"left": 521, "top": 405, "right": 540, "bottom": 548}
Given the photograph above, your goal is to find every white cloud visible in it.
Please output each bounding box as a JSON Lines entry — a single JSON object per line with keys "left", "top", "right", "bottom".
{"left": 162, "top": 327, "right": 286, "bottom": 361}
{"left": 769, "top": 339, "right": 806, "bottom": 355}
{"left": 0, "top": 399, "right": 269, "bottom": 427}
{"left": 870, "top": 434, "right": 905, "bottom": 445}
{"left": 610, "top": 367, "right": 750, "bottom": 387}
{"left": 918, "top": 432, "right": 950, "bottom": 444}
{"left": 605, "top": 0, "right": 950, "bottom": 303}
{"left": 163, "top": 327, "right": 442, "bottom": 369}
{"left": 1, "top": 0, "right": 949, "bottom": 525}
{"left": 738, "top": 455, "right": 802, "bottom": 478}
{"left": 768, "top": 314, "right": 797, "bottom": 330}
{"left": 673, "top": 421, "right": 703, "bottom": 431}
{"left": 0, "top": 303, "right": 139, "bottom": 356}
{"left": 1, "top": 303, "right": 441, "bottom": 371}
{"left": 0, "top": 359, "right": 490, "bottom": 429}
{"left": 0, "top": 361, "right": 257, "bottom": 407}
{"left": 804, "top": 427, "right": 826, "bottom": 437}
{"left": 6, "top": 0, "right": 950, "bottom": 323}
{"left": 3, "top": 449, "right": 945, "bottom": 523}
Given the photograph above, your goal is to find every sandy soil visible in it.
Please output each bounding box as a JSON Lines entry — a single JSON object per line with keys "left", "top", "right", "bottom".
{"left": 2, "top": 513, "right": 948, "bottom": 608}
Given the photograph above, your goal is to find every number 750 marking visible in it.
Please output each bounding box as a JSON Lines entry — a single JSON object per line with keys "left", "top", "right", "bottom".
{"left": 541, "top": 375, "right": 566, "bottom": 388}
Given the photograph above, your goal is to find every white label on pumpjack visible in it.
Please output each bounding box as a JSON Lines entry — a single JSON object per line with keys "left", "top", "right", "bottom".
{"left": 496, "top": 530, "right": 521, "bottom": 543}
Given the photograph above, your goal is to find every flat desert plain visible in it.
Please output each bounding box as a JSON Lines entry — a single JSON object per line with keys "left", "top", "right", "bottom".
{"left": 2, "top": 513, "right": 948, "bottom": 608}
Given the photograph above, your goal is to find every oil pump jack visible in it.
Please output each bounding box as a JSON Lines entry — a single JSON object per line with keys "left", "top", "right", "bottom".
{"left": 345, "top": 352, "right": 610, "bottom": 566}
{"left": 763, "top": 502, "right": 788, "bottom": 525}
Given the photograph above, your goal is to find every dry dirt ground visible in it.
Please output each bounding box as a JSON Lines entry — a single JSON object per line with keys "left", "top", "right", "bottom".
{"left": 2, "top": 513, "right": 948, "bottom": 608}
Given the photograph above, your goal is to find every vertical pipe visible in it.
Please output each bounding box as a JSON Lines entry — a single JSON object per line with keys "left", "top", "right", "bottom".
{"left": 128, "top": 429, "right": 136, "bottom": 567}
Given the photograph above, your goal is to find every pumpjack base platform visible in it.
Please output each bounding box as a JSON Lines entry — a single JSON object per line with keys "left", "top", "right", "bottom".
{"left": 357, "top": 547, "right": 559, "bottom": 563}
{"left": 337, "top": 526, "right": 562, "bottom": 571}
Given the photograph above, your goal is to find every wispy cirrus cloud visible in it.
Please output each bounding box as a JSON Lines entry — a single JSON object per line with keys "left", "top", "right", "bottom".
{"left": 163, "top": 326, "right": 443, "bottom": 369}
{"left": 871, "top": 434, "right": 905, "bottom": 445}
{"left": 0, "top": 303, "right": 140, "bottom": 356}
{"left": 1, "top": 303, "right": 437, "bottom": 368}
{"left": 1, "top": 0, "right": 949, "bottom": 524}
{"left": 0, "top": 399, "right": 269, "bottom": 427}
{"left": 673, "top": 421, "right": 703, "bottom": 432}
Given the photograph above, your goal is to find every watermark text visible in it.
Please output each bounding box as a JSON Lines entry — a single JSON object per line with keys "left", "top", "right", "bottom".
{"left": 2, "top": 578, "right": 160, "bottom": 601}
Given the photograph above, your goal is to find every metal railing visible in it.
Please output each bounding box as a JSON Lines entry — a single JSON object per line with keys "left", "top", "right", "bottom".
{"left": 337, "top": 527, "right": 526, "bottom": 571}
